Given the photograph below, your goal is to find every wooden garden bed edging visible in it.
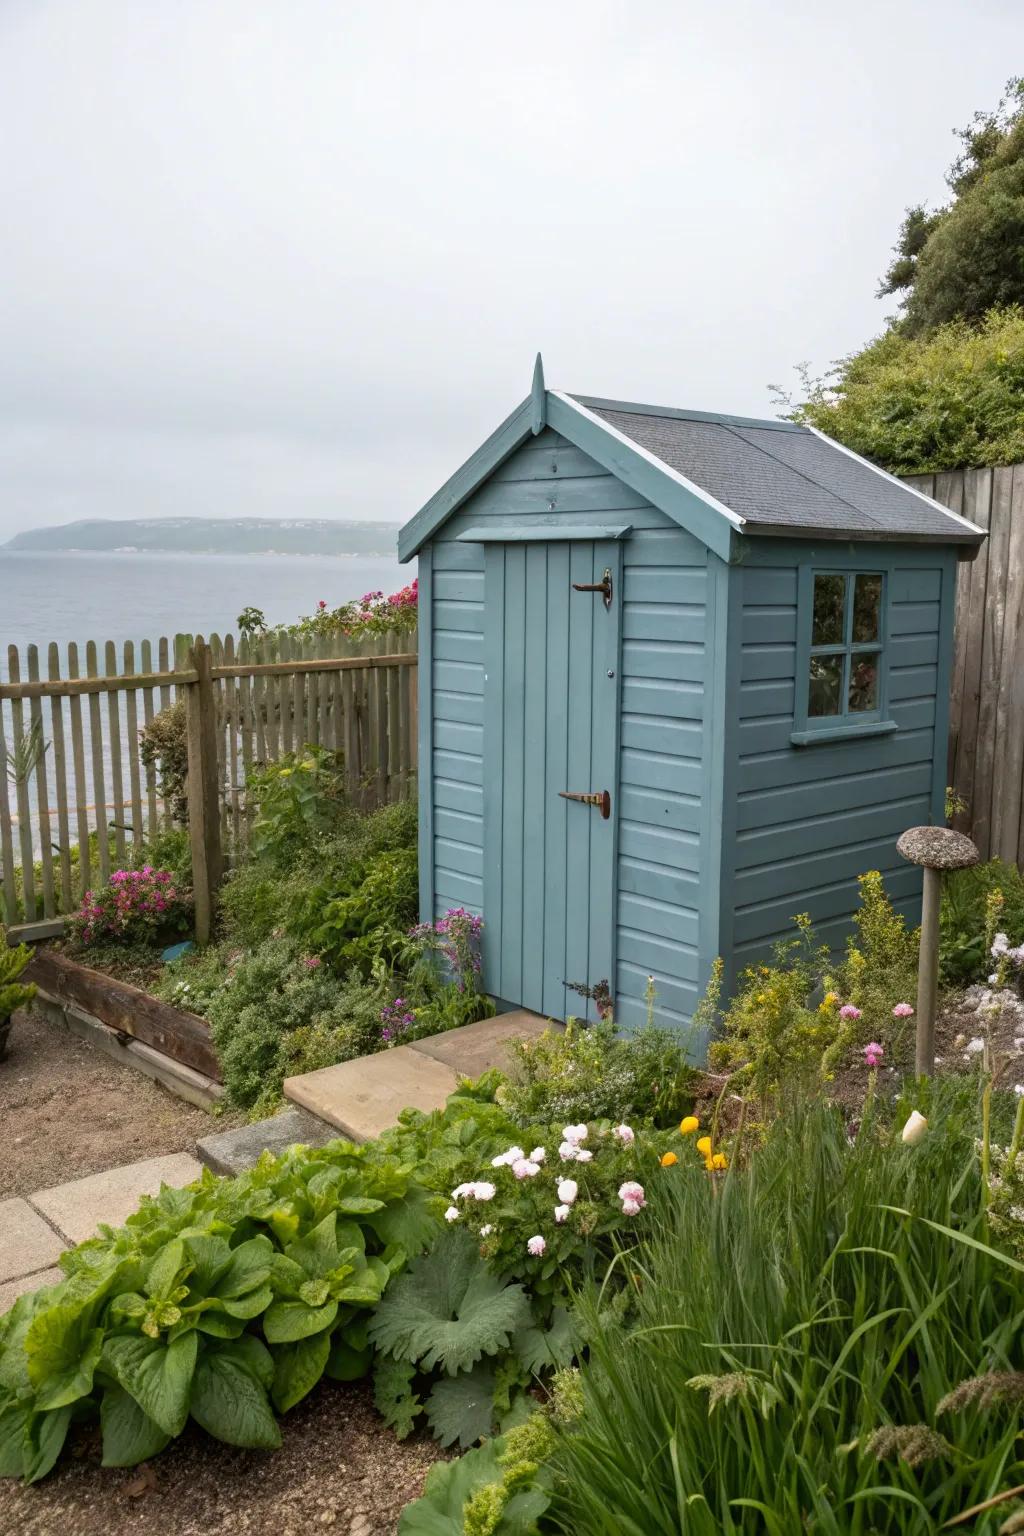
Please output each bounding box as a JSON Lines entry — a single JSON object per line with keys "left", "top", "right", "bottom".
{"left": 24, "top": 947, "right": 222, "bottom": 1083}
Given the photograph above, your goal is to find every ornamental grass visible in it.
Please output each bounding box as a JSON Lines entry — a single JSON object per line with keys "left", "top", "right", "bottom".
{"left": 548, "top": 1084, "right": 1024, "bottom": 1535}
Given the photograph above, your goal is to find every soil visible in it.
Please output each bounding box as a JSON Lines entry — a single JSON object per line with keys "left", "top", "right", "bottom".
{"left": 0, "top": 1006, "right": 243, "bottom": 1200}
{"left": 0, "top": 1379, "right": 444, "bottom": 1536}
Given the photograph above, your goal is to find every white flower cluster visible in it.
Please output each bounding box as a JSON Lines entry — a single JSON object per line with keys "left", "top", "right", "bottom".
{"left": 447, "top": 1122, "right": 644, "bottom": 1258}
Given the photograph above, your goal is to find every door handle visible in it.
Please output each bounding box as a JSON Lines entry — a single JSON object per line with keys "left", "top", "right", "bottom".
{"left": 559, "top": 789, "right": 611, "bottom": 819}
{"left": 572, "top": 568, "right": 613, "bottom": 608}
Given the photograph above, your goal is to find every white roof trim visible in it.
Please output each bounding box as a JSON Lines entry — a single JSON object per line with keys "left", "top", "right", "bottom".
{"left": 806, "top": 426, "right": 987, "bottom": 537}
{"left": 551, "top": 390, "right": 747, "bottom": 530}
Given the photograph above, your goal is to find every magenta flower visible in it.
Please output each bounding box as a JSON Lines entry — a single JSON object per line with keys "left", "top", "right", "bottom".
{"left": 863, "top": 1042, "right": 884, "bottom": 1068}
{"left": 839, "top": 1004, "right": 862, "bottom": 1021}
{"left": 892, "top": 1002, "right": 915, "bottom": 1018}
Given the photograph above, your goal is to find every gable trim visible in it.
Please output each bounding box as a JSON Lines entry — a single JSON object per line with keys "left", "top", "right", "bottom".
{"left": 398, "top": 396, "right": 534, "bottom": 562}
{"left": 548, "top": 392, "right": 742, "bottom": 563}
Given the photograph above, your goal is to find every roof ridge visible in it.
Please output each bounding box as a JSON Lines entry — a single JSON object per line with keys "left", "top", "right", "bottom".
{"left": 570, "top": 394, "right": 806, "bottom": 434}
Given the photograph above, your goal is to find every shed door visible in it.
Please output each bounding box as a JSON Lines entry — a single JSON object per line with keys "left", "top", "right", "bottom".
{"left": 482, "top": 539, "right": 622, "bottom": 1022}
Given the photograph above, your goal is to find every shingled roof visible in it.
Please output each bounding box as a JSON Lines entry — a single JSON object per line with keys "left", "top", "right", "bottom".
{"left": 572, "top": 396, "right": 983, "bottom": 544}
{"left": 398, "top": 362, "right": 986, "bottom": 564}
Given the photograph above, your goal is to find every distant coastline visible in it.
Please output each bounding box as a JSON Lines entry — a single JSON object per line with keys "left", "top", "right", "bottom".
{"left": 3, "top": 515, "right": 401, "bottom": 558}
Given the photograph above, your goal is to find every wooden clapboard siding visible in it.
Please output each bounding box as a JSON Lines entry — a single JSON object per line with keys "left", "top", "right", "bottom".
{"left": 921, "top": 464, "right": 1024, "bottom": 863}
{"left": 720, "top": 540, "right": 955, "bottom": 981}
{"left": 425, "top": 429, "right": 710, "bottom": 1031}
{"left": 1, "top": 630, "right": 418, "bottom": 932}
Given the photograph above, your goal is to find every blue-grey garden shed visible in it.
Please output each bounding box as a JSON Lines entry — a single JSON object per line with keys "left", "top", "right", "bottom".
{"left": 398, "top": 359, "right": 985, "bottom": 1041}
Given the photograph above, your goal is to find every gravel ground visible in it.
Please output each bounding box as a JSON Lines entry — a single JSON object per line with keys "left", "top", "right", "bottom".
{"left": 0, "top": 1380, "right": 443, "bottom": 1536}
{"left": 0, "top": 1006, "right": 241, "bottom": 1199}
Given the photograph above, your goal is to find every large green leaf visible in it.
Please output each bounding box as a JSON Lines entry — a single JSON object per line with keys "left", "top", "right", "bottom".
{"left": 22, "top": 1406, "right": 72, "bottom": 1484}
{"left": 368, "top": 1231, "right": 530, "bottom": 1375}
{"left": 424, "top": 1363, "right": 497, "bottom": 1449}
{"left": 0, "top": 1401, "right": 30, "bottom": 1478}
{"left": 189, "top": 1347, "right": 281, "bottom": 1450}
{"left": 25, "top": 1303, "right": 104, "bottom": 1410}
{"left": 397, "top": 1435, "right": 550, "bottom": 1536}
{"left": 100, "top": 1384, "right": 171, "bottom": 1467}
{"left": 263, "top": 1298, "right": 339, "bottom": 1343}
{"left": 271, "top": 1330, "right": 331, "bottom": 1413}
{"left": 512, "top": 1306, "right": 579, "bottom": 1375}
{"left": 101, "top": 1330, "right": 198, "bottom": 1437}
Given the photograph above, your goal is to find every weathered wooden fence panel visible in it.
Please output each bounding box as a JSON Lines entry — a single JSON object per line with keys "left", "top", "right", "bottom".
{"left": 0, "top": 630, "right": 418, "bottom": 934}
{"left": 907, "top": 464, "right": 1024, "bottom": 862}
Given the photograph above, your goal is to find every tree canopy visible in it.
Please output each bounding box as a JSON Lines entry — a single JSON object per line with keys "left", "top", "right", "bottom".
{"left": 776, "top": 80, "right": 1024, "bottom": 473}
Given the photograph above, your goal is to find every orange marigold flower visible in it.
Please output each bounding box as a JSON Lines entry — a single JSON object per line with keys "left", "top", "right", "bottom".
{"left": 660, "top": 1152, "right": 679, "bottom": 1167}
{"left": 679, "top": 1116, "right": 700, "bottom": 1136}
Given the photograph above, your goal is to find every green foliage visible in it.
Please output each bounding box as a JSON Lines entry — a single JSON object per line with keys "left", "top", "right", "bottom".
{"left": 295, "top": 845, "right": 419, "bottom": 975}
{"left": 0, "top": 1137, "right": 435, "bottom": 1482}
{"left": 879, "top": 78, "right": 1024, "bottom": 335}
{"left": 941, "top": 857, "right": 1024, "bottom": 984}
{"left": 399, "top": 1419, "right": 554, "bottom": 1536}
{"left": 0, "top": 930, "right": 36, "bottom": 1060}
{"left": 828, "top": 870, "right": 920, "bottom": 1064}
{"left": 777, "top": 306, "right": 1024, "bottom": 474}
{"left": 710, "top": 914, "right": 833, "bottom": 1100}
{"left": 248, "top": 748, "right": 349, "bottom": 864}
{"left": 139, "top": 702, "right": 189, "bottom": 826}
{"left": 205, "top": 940, "right": 390, "bottom": 1111}
{"left": 499, "top": 1017, "right": 699, "bottom": 1130}
{"left": 547, "top": 1087, "right": 1024, "bottom": 1535}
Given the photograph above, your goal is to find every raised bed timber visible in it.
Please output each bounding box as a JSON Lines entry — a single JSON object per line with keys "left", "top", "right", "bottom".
{"left": 22, "top": 947, "right": 222, "bottom": 1109}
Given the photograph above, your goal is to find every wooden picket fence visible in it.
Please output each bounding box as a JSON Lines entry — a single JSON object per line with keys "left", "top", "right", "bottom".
{"left": 0, "top": 629, "right": 417, "bottom": 939}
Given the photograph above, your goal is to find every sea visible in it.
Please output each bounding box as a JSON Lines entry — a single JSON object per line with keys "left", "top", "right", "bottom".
{"left": 0, "top": 549, "right": 406, "bottom": 666}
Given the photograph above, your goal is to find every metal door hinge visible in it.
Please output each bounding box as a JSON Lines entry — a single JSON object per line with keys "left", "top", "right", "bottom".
{"left": 572, "top": 568, "right": 613, "bottom": 608}
{"left": 559, "top": 788, "right": 611, "bottom": 819}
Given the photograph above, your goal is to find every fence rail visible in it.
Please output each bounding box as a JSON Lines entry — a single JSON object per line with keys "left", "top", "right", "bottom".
{"left": 0, "top": 629, "right": 417, "bottom": 938}
{"left": 905, "top": 464, "right": 1024, "bottom": 863}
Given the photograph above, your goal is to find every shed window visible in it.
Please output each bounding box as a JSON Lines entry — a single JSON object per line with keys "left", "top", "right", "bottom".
{"left": 805, "top": 570, "right": 887, "bottom": 724}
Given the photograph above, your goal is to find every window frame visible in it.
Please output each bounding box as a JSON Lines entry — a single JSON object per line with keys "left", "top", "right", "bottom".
{"left": 791, "top": 565, "right": 898, "bottom": 746}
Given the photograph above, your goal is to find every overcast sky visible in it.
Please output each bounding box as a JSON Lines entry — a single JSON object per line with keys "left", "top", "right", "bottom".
{"left": 0, "top": 1, "right": 1018, "bottom": 541}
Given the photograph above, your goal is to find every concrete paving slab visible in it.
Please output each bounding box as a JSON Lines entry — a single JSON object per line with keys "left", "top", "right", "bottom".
{"left": 32, "top": 1152, "right": 203, "bottom": 1245}
{"left": 0, "top": 1267, "right": 64, "bottom": 1315}
{"left": 411, "top": 1010, "right": 553, "bottom": 1077}
{"left": 0, "top": 1199, "right": 64, "bottom": 1283}
{"left": 285, "top": 1046, "right": 459, "bottom": 1141}
{"left": 197, "top": 1106, "right": 336, "bottom": 1176}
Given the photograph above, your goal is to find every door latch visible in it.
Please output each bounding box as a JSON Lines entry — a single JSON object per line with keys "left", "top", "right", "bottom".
{"left": 559, "top": 789, "right": 611, "bottom": 819}
{"left": 571, "top": 568, "right": 613, "bottom": 608}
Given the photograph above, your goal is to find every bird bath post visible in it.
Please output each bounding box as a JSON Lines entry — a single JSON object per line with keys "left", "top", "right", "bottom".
{"left": 897, "top": 826, "right": 980, "bottom": 1077}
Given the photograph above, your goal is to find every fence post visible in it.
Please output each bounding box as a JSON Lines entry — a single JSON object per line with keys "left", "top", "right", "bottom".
{"left": 185, "top": 638, "right": 223, "bottom": 945}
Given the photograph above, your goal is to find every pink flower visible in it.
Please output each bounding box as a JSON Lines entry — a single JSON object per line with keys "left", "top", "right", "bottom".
{"left": 618, "top": 1181, "right": 646, "bottom": 1211}
{"left": 613, "top": 1124, "right": 635, "bottom": 1145}
{"left": 554, "top": 1204, "right": 570, "bottom": 1224}
{"left": 622, "top": 1198, "right": 643, "bottom": 1217}
{"left": 491, "top": 1146, "right": 526, "bottom": 1168}
{"left": 303, "top": 954, "right": 323, "bottom": 970}
{"left": 529, "top": 1146, "right": 546, "bottom": 1164}
{"left": 556, "top": 1179, "right": 578, "bottom": 1206}
{"left": 444, "top": 1207, "right": 460, "bottom": 1222}
{"left": 512, "top": 1158, "right": 542, "bottom": 1180}
{"left": 892, "top": 1002, "right": 915, "bottom": 1018}
{"left": 573, "top": 1149, "right": 593, "bottom": 1164}
{"left": 471, "top": 1181, "right": 495, "bottom": 1202}
{"left": 562, "top": 1123, "right": 588, "bottom": 1146}
{"left": 863, "top": 1042, "right": 884, "bottom": 1068}
{"left": 839, "top": 1004, "right": 862, "bottom": 1021}
{"left": 527, "top": 1235, "right": 546, "bottom": 1257}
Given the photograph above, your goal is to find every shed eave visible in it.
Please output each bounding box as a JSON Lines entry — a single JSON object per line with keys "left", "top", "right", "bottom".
{"left": 804, "top": 426, "right": 988, "bottom": 542}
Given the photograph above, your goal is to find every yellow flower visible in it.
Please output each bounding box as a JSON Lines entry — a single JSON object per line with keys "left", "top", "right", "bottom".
{"left": 696, "top": 1135, "right": 712, "bottom": 1157}
{"left": 679, "top": 1116, "right": 700, "bottom": 1136}
{"left": 660, "top": 1152, "right": 678, "bottom": 1167}
{"left": 703, "top": 1157, "right": 715, "bottom": 1172}
{"left": 711, "top": 1152, "right": 728, "bottom": 1170}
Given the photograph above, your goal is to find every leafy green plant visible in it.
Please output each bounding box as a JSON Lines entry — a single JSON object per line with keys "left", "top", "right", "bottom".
{"left": 369, "top": 1230, "right": 532, "bottom": 1448}
{"left": 500, "top": 1017, "right": 699, "bottom": 1130}
{"left": 248, "top": 748, "right": 349, "bottom": 864}
{"left": 941, "top": 857, "right": 1024, "bottom": 984}
{"left": 277, "top": 582, "right": 418, "bottom": 642}
{"left": 297, "top": 845, "right": 419, "bottom": 975}
{"left": 0, "top": 930, "right": 36, "bottom": 1061}
{"left": 0, "top": 1137, "right": 436, "bottom": 1482}
{"left": 139, "top": 702, "right": 189, "bottom": 826}
{"left": 399, "top": 1415, "right": 555, "bottom": 1536}
{"left": 546, "top": 1085, "right": 1024, "bottom": 1535}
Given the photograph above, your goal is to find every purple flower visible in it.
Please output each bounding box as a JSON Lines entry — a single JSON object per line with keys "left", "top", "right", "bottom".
{"left": 892, "top": 1002, "right": 914, "bottom": 1018}
{"left": 839, "top": 1004, "right": 862, "bottom": 1021}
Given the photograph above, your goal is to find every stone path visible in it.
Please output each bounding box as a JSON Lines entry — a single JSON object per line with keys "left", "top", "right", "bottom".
{"left": 0, "top": 1151, "right": 201, "bottom": 1311}
{"left": 284, "top": 1010, "right": 550, "bottom": 1140}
